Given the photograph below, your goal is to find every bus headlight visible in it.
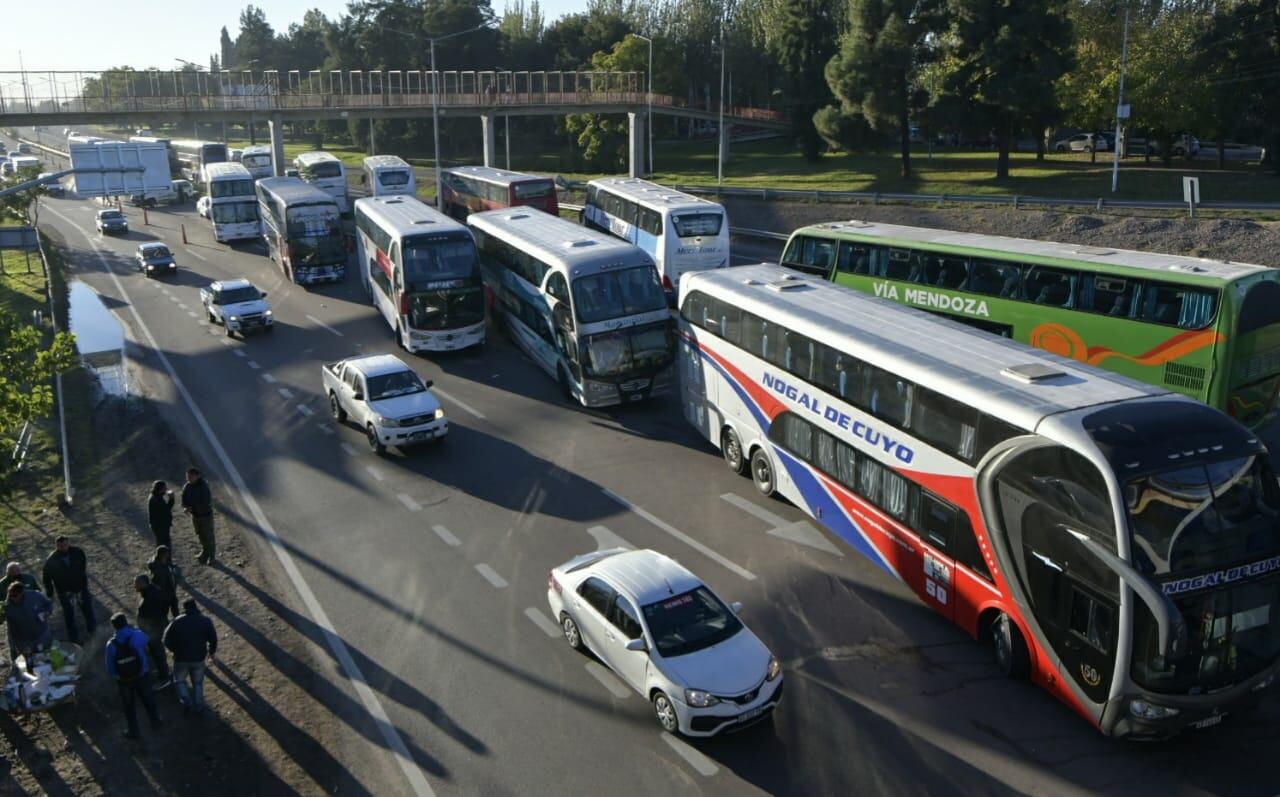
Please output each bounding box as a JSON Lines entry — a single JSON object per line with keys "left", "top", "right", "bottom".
{"left": 1129, "top": 699, "right": 1179, "bottom": 720}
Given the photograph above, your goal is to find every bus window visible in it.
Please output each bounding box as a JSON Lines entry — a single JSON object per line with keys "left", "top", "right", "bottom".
{"left": 638, "top": 208, "right": 662, "bottom": 236}
{"left": 1082, "top": 275, "right": 1136, "bottom": 317}
{"left": 867, "top": 367, "right": 913, "bottom": 427}
{"left": 967, "top": 259, "right": 1021, "bottom": 297}
{"left": 1140, "top": 282, "right": 1217, "bottom": 329}
{"left": 1023, "top": 266, "right": 1075, "bottom": 307}
{"left": 919, "top": 493, "right": 955, "bottom": 550}
{"left": 814, "top": 342, "right": 869, "bottom": 405}
{"left": 672, "top": 212, "right": 723, "bottom": 237}
{"left": 883, "top": 249, "right": 915, "bottom": 281}
{"left": 920, "top": 255, "right": 968, "bottom": 289}
{"left": 911, "top": 388, "right": 978, "bottom": 460}
{"left": 1238, "top": 281, "right": 1280, "bottom": 334}
{"left": 949, "top": 509, "right": 992, "bottom": 581}
{"left": 546, "top": 272, "right": 570, "bottom": 303}
{"left": 784, "top": 236, "right": 836, "bottom": 277}
{"left": 714, "top": 298, "right": 742, "bottom": 346}
{"left": 782, "top": 328, "right": 814, "bottom": 380}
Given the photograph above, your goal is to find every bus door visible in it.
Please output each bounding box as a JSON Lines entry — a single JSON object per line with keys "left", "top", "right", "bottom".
{"left": 677, "top": 292, "right": 712, "bottom": 437}
{"left": 915, "top": 493, "right": 959, "bottom": 622}
{"left": 545, "top": 272, "right": 581, "bottom": 384}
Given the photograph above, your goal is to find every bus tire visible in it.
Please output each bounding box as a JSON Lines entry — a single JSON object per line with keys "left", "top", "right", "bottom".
{"left": 750, "top": 448, "right": 775, "bottom": 497}
{"left": 992, "top": 613, "right": 1030, "bottom": 680}
{"left": 557, "top": 366, "right": 575, "bottom": 404}
{"left": 397, "top": 324, "right": 408, "bottom": 350}
{"left": 721, "top": 427, "right": 747, "bottom": 475}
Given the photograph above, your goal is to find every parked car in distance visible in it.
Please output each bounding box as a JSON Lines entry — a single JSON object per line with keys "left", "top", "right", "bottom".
{"left": 38, "top": 173, "right": 64, "bottom": 196}
{"left": 95, "top": 208, "right": 129, "bottom": 235}
{"left": 547, "top": 547, "right": 783, "bottom": 737}
{"left": 1054, "top": 132, "right": 1109, "bottom": 152}
{"left": 16, "top": 143, "right": 32, "bottom": 155}
{"left": 134, "top": 242, "right": 176, "bottom": 277}
{"left": 201, "top": 278, "right": 273, "bottom": 336}
{"left": 196, "top": 196, "right": 212, "bottom": 218}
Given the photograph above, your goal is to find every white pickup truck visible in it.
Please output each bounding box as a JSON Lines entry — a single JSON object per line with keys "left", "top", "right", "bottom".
{"left": 200, "top": 279, "right": 274, "bottom": 336}
{"left": 322, "top": 354, "right": 448, "bottom": 453}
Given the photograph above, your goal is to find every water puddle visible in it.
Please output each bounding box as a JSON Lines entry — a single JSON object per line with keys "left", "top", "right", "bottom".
{"left": 67, "top": 280, "right": 128, "bottom": 397}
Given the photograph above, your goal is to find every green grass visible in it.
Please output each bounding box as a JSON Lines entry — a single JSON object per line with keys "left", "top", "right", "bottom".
{"left": 0, "top": 252, "right": 47, "bottom": 320}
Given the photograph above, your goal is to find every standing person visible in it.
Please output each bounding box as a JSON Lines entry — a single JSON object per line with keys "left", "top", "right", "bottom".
{"left": 133, "top": 574, "right": 172, "bottom": 687}
{"left": 147, "top": 546, "right": 180, "bottom": 620}
{"left": 3, "top": 583, "right": 54, "bottom": 664}
{"left": 105, "top": 613, "right": 162, "bottom": 739}
{"left": 180, "top": 468, "right": 216, "bottom": 566}
{"left": 147, "top": 481, "right": 175, "bottom": 551}
{"left": 41, "top": 536, "right": 97, "bottom": 644}
{"left": 163, "top": 599, "right": 217, "bottom": 715}
{"left": 0, "top": 564, "right": 44, "bottom": 664}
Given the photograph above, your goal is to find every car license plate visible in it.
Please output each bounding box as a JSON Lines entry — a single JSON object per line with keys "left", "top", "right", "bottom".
{"left": 409, "top": 430, "right": 431, "bottom": 441}
{"left": 629, "top": 394, "right": 644, "bottom": 402}
{"left": 737, "top": 706, "right": 765, "bottom": 724}
{"left": 1191, "top": 714, "right": 1224, "bottom": 730}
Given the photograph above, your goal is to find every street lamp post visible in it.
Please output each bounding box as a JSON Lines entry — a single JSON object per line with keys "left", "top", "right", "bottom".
{"left": 429, "top": 25, "right": 486, "bottom": 211}
{"left": 631, "top": 34, "right": 653, "bottom": 176}
{"left": 496, "top": 67, "right": 511, "bottom": 169}
{"left": 717, "top": 8, "right": 726, "bottom": 186}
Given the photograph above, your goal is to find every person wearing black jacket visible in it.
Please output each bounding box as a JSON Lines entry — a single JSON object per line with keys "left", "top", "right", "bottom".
{"left": 148, "top": 481, "right": 175, "bottom": 551}
{"left": 134, "top": 574, "right": 171, "bottom": 686}
{"left": 163, "top": 599, "right": 217, "bottom": 713}
{"left": 146, "top": 546, "right": 180, "bottom": 620}
{"left": 180, "top": 468, "right": 216, "bottom": 565}
{"left": 42, "top": 536, "right": 96, "bottom": 644}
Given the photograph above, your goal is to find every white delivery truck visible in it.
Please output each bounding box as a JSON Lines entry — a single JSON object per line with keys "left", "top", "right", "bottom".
{"left": 69, "top": 140, "right": 171, "bottom": 198}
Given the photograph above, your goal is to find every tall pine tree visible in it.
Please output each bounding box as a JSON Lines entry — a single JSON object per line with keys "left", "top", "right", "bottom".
{"left": 771, "top": 0, "right": 840, "bottom": 160}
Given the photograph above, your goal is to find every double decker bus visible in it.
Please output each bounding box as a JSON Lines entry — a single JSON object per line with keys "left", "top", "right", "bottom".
{"left": 203, "top": 162, "right": 259, "bottom": 242}
{"left": 256, "top": 177, "right": 346, "bottom": 285}
{"left": 469, "top": 209, "right": 674, "bottom": 406}
{"left": 780, "top": 221, "right": 1280, "bottom": 429}
{"left": 170, "top": 139, "right": 229, "bottom": 182}
{"left": 362, "top": 155, "right": 416, "bottom": 198}
{"left": 440, "top": 166, "right": 558, "bottom": 220}
{"left": 353, "top": 195, "right": 485, "bottom": 352}
{"left": 679, "top": 264, "right": 1280, "bottom": 738}
{"left": 293, "top": 151, "right": 350, "bottom": 213}
{"left": 584, "top": 178, "right": 730, "bottom": 302}
{"left": 240, "top": 144, "right": 274, "bottom": 179}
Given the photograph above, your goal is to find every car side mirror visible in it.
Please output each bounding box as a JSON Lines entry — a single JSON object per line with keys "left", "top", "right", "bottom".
{"left": 260, "top": 291, "right": 267, "bottom": 298}
{"left": 624, "top": 638, "right": 647, "bottom": 652}
{"left": 352, "top": 392, "right": 364, "bottom": 401}
{"left": 730, "top": 601, "right": 743, "bottom": 614}
{"left": 424, "top": 380, "right": 434, "bottom": 389}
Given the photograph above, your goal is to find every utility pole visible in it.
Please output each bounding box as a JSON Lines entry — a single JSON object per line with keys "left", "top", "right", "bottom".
{"left": 717, "top": 4, "right": 726, "bottom": 186}
{"left": 631, "top": 34, "right": 654, "bottom": 176}
{"left": 1110, "top": 2, "right": 1131, "bottom": 194}
{"left": 429, "top": 26, "right": 486, "bottom": 211}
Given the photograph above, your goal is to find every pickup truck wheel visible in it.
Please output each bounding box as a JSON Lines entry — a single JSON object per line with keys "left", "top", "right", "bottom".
{"left": 225, "top": 325, "right": 235, "bottom": 337}
{"left": 366, "top": 425, "right": 386, "bottom": 455}
{"left": 329, "top": 392, "right": 347, "bottom": 422}
{"left": 206, "top": 308, "right": 216, "bottom": 323}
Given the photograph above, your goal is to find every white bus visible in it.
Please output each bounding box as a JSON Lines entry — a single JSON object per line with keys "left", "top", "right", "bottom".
{"left": 203, "top": 162, "right": 259, "bottom": 242}
{"left": 469, "top": 209, "right": 675, "bottom": 406}
{"left": 294, "top": 151, "right": 350, "bottom": 213}
{"left": 129, "top": 135, "right": 179, "bottom": 177}
{"left": 256, "top": 177, "right": 347, "bottom": 285}
{"left": 354, "top": 196, "right": 485, "bottom": 352}
{"left": 362, "top": 155, "right": 416, "bottom": 198}
{"left": 240, "top": 145, "right": 274, "bottom": 180}
{"left": 678, "top": 263, "right": 1280, "bottom": 738}
{"left": 170, "top": 139, "right": 229, "bottom": 182}
{"left": 583, "top": 177, "right": 730, "bottom": 302}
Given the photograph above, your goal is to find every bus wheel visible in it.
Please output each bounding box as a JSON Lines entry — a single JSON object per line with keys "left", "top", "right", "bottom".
{"left": 397, "top": 324, "right": 407, "bottom": 350}
{"left": 750, "top": 449, "right": 775, "bottom": 497}
{"left": 557, "top": 366, "right": 575, "bottom": 404}
{"left": 992, "top": 613, "right": 1030, "bottom": 679}
{"left": 722, "top": 427, "right": 747, "bottom": 475}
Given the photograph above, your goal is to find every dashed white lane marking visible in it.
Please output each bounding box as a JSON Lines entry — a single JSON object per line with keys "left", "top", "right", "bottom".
{"left": 524, "top": 607, "right": 560, "bottom": 638}
{"left": 247, "top": 360, "right": 261, "bottom": 370}
{"left": 474, "top": 563, "right": 508, "bottom": 589}
{"left": 218, "top": 337, "right": 232, "bottom": 346}
{"left": 340, "top": 443, "right": 359, "bottom": 457}
{"left": 432, "top": 525, "right": 460, "bottom": 546}
{"left": 261, "top": 373, "right": 277, "bottom": 384}
{"left": 397, "top": 493, "right": 422, "bottom": 512}
{"left": 584, "top": 662, "right": 631, "bottom": 700}
{"left": 277, "top": 388, "right": 294, "bottom": 400}
{"left": 296, "top": 404, "right": 314, "bottom": 417}
{"left": 587, "top": 525, "right": 633, "bottom": 552}
{"left": 432, "top": 387, "right": 485, "bottom": 420}
{"left": 305, "top": 314, "right": 343, "bottom": 337}
{"left": 160, "top": 288, "right": 172, "bottom": 296}
{"left": 186, "top": 310, "right": 198, "bottom": 318}
{"left": 316, "top": 424, "right": 335, "bottom": 436}
{"left": 601, "top": 489, "right": 757, "bottom": 581}
{"left": 186, "top": 249, "right": 209, "bottom": 262}
{"left": 178, "top": 302, "right": 189, "bottom": 310}
{"left": 365, "top": 464, "right": 385, "bottom": 481}
{"left": 168, "top": 295, "right": 180, "bottom": 303}
{"left": 661, "top": 733, "right": 720, "bottom": 777}
{"left": 233, "top": 349, "right": 246, "bottom": 358}
{"left": 720, "top": 493, "right": 843, "bottom": 557}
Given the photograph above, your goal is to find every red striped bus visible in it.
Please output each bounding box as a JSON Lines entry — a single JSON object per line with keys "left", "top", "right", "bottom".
{"left": 440, "top": 166, "right": 559, "bottom": 220}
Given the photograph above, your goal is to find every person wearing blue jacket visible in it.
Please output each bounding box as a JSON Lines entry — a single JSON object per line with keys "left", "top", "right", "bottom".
{"left": 104, "top": 612, "right": 162, "bottom": 739}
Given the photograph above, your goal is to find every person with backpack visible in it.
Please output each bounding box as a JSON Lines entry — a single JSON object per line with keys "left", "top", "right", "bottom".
{"left": 134, "top": 574, "right": 172, "bottom": 687}
{"left": 163, "top": 599, "right": 217, "bottom": 715}
{"left": 104, "top": 612, "right": 162, "bottom": 739}
{"left": 147, "top": 481, "right": 175, "bottom": 551}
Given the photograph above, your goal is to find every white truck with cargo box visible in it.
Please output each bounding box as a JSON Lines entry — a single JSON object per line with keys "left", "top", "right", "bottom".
{"left": 322, "top": 354, "right": 448, "bottom": 453}
{"left": 200, "top": 279, "right": 274, "bottom": 336}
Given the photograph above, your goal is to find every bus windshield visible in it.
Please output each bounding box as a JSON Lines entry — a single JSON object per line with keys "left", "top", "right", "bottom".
{"left": 305, "top": 162, "right": 343, "bottom": 179}
{"left": 572, "top": 266, "right": 666, "bottom": 324}
{"left": 378, "top": 170, "right": 411, "bottom": 187}
{"left": 286, "top": 217, "right": 345, "bottom": 265}
{"left": 582, "top": 321, "right": 674, "bottom": 378}
{"left": 513, "top": 180, "right": 553, "bottom": 200}
{"left": 672, "top": 212, "right": 724, "bottom": 238}
{"left": 402, "top": 236, "right": 477, "bottom": 286}
{"left": 408, "top": 287, "right": 485, "bottom": 331}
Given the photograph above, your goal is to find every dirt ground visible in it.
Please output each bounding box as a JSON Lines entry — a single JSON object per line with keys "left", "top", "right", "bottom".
{"left": 0, "top": 371, "right": 358, "bottom": 794}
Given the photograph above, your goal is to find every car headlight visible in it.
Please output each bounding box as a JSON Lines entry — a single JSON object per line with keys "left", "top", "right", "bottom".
{"left": 146, "top": 264, "right": 154, "bottom": 270}
{"left": 684, "top": 689, "right": 720, "bottom": 708}
{"left": 587, "top": 382, "right": 613, "bottom": 394}
{"left": 434, "top": 408, "right": 445, "bottom": 420}
{"left": 228, "top": 315, "right": 239, "bottom": 323}
{"left": 380, "top": 416, "right": 401, "bottom": 428}
{"left": 264, "top": 310, "right": 273, "bottom": 318}
{"left": 766, "top": 656, "right": 781, "bottom": 682}
{"left": 1129, "top": 699, "right": 1179, "bottom": 720}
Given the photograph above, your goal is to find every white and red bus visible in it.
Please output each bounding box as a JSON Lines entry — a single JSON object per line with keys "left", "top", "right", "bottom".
{"left": 678, "top": 264, "right": 1280, "bottom": 739}
{"left": 440, "top": 165, "right": 559, "bottom": 220}
{"left": 353, "top": 195, "right": 485, "bottom": 353}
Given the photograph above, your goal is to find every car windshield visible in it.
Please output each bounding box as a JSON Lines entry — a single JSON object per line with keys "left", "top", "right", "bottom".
{"left": 100, "top": 211, "right": 122, "bottom": 220}
{"left": 572, "top": 266, "right": 665, "bottom": 324}
{"left": 143, "top": 246, "right": 171, "bottom": 259}
{"left": 219, "top": 287, "right": 261, "bottom": 304}
{"left": 407, "top": 287, "right": 485, "bottom": 331}
{"left": 366, "top": 370, "right": 426, "bottom": 400}
{"left": 402, "top": 236, "right": 478, "bottom": 286}
{"left": 581, "top": 321, "right": 674, "bottom": 378}
{"left": 642, "top": 587, "right": 743, "bottom": 658}
{"left": 211, "top": 201, "right": 259, "bottom": 224}
{"left": 671, "top": 212, "right": 724, "bottom": 238}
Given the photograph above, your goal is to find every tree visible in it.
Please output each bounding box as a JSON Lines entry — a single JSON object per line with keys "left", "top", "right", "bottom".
{"left": 769, "top": 0, "right": 841, "bottom": 160}
{"left": 824, "top": 0, "right": 937, "bottom": 177}
{"left": 941, "top": 0, "right": 1075, "bottom": 179}
{"left": 1056, "top": 1, "right": 1127, "bottom": 163}
{"left": 1126, "top": 2, "right": 1209, "bottom": 166}
{"left": 279, "top": 9, "right": 331, "bottom": 73}
{"left": 234, "top": 5, "right": 277, "bottom": 71}
{"left": 220, "top": 26, "right": 237, "bottom": 71}
{"left": 1195, "top": 0, "right": 1279, "bottom": 172}
{"left": 0, "top": 310, "right": 77, "bottom": 483}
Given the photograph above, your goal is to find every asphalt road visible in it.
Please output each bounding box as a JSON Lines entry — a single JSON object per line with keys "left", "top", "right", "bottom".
{"left": 12, "top": 128, "right": 1279, "bottom": 797}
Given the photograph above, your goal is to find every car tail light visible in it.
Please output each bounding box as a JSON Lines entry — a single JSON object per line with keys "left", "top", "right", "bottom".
{"left": 549, "top": 572, "right": 561, "bottom": 594}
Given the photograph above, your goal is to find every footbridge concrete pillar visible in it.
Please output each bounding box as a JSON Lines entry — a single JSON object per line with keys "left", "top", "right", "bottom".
{"left": 628, "top": 111, "right": 646, "bottom": 178}
{"left": 268, "top": 114, "right": 287, "bottom": 177}
{"left": 481, "top": 113, "right": 497, "bottom": 168}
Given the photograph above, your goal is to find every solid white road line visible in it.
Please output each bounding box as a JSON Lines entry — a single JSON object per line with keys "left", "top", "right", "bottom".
{"left": 44, "top": 206, "right": 436, "bottom": 797}
{"left": 277, "top": 388, "right": 295, "bottom": 400}
{"left": 305, "top": 314, "right": 344, "bottom": 337}
{"left": 261, "top": 373, "right": 277, "bottom": 384}
{"left": 296, "top": 404, "right": 314, "bottom": 417}
{"left": 661, "top": 733, "right": 720, "bottom": 777}
{"left": 601, "top": 488, "right": 757, "bottom": 581}
{"left": 474, "top": 563, "right": 508, "bottom": 589}
{"left": 586, "top": 525, "right": 633, "bottom": 552}
{"left": 397, "top": 493, "right": 422, "bottom": 512}
{"left": 431, "top": 387, "right": 485, "bottom": 420}
{"left": 584, "top": 662, "right": 631, "bottom": 700}
{"left": 186, "top": 249, "right": 209, "bottom": 262}
{"left": 524, "top": 607, "right": 560, "bottom": 638}
{"left": 432, "top": 525, "right": 460, "bottom": 546}
{"left": 340, "top": 443, "right": 359, "bottom": 457}
{"left": 247, "top": 360, "right": 261, "bottom": 370}
{"left": 365, "top": 465, "right": 385, "bottom": 482}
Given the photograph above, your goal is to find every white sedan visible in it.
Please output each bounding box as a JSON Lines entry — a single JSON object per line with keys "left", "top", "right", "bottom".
{"left": 547, "top": 548, "right": 782, "bottom": 737}
{"left": 196, "top": 195, "right": 212, "bottom": 218}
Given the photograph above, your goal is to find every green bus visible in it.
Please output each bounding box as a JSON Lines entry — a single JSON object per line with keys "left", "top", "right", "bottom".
{"left": 780, "top": 220, "right": 1280, "bottom": 428}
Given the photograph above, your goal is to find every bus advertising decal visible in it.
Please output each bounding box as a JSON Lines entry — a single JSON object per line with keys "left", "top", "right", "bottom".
{"left": 873, "top": 282, "right": 990, "bottom": 318}
{"left": 1162, "top": 554, "right": 1280, "bottom": 596}
{"left": 762, "top": 372, "right": 915, "bottom": 464}
{"left": 375, "top": 248, "right": 394, "bottom": 279}
{"left": 1028, "top": 322, "right": 1222, "bottom": 367}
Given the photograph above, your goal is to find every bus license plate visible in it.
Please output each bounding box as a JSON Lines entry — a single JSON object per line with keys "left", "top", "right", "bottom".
{"left": 1191, "top": 714, "right": 1224, "bottom": 730}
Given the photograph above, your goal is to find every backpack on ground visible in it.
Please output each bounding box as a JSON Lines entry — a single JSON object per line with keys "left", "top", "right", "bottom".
{"left": 114, "top": 635, "right": 143, "bottom": 681}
